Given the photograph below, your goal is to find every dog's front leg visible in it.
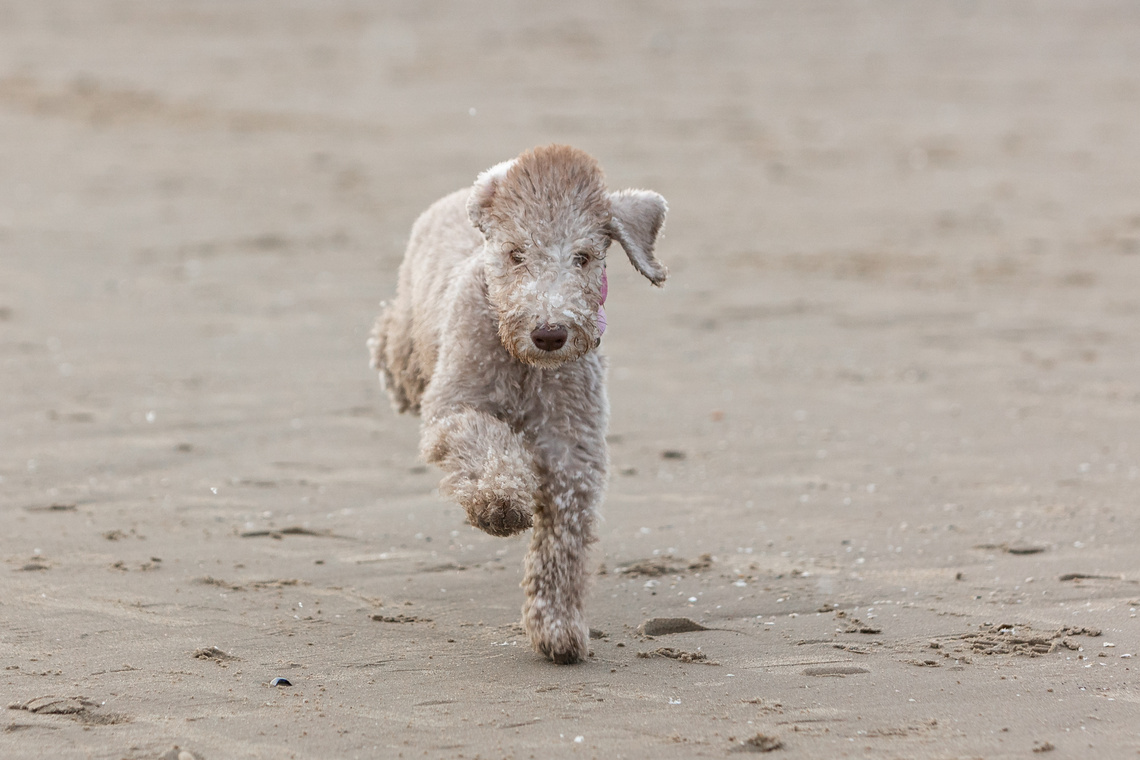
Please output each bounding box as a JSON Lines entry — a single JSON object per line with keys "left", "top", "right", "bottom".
{"left": 419, "top": 407, "right": 539, "bottom": 537}
{"left": 521, "top": 369, "right": 608, "bottom": 664}
{"left": 522, "top": 468, "right": 601, "bottom": 664}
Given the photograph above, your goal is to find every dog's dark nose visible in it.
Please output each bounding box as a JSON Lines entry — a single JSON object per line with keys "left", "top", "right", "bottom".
{"left": 531, "top": 325, "right": 568, "bottom": 352}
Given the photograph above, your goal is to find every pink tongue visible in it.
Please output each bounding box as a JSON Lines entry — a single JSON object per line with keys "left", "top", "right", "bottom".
{"left": 597, "top": 267, "right": 608, "bottom": 335}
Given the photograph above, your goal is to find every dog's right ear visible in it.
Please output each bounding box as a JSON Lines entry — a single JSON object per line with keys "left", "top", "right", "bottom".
{"left": 466, "top": 159, "right": 517, "bottom": 235}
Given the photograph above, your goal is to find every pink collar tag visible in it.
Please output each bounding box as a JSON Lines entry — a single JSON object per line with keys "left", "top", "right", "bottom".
{"left": 597, "top": 267, "right": 608, "bottom": 335}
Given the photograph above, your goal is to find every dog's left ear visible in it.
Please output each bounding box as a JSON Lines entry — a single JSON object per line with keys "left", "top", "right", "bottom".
{"left": 607, "top": 189, "right": 668, "bottom": 286}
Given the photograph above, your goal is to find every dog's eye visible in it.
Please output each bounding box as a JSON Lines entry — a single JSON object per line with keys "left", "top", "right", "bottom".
{"left": 508, "top": 248, "right": 525, "bottom": 265}
{"left": 572, "top": 251, "right": 590, "bottom": 268}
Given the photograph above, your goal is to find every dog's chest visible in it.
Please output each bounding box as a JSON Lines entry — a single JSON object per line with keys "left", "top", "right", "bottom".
{"left": 487, "top": 355, "right": 601, "bottom": 435}
{"left": 485, "top": 361, "right": 544, "bottom": 427}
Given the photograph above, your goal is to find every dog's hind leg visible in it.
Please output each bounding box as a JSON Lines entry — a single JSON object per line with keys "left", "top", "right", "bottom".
{"left": 369, "top": 304, "right": 421, "bottom": 414}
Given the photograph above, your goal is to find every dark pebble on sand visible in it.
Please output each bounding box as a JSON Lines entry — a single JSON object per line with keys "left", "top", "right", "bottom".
{"left": 638, "top": 617, "right": 709, "bottom": 636}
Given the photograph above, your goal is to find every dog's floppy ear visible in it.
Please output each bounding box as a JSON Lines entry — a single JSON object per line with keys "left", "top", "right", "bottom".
{"left": 467, "top": 159, "right": 516, "bottom": 235}
{"left": 607, "top": 189, "right": 668, "bottom": 286}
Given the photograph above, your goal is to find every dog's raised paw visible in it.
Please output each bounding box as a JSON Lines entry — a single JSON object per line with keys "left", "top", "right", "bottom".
{"left": 468, "top": 497, "right": 533, "bottom": 537}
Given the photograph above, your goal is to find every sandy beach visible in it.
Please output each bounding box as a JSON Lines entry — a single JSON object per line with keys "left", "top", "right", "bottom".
{"left": 2, "top": 2, "right": 1139, "bottom": 757}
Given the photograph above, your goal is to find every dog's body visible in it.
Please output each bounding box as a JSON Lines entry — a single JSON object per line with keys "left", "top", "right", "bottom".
{"left": 369, "top": 145, "right": 667, "bottom": 663}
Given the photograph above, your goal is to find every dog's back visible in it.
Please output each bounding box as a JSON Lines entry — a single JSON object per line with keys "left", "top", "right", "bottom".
{"left": 369, "top": 188, "right": 483, "bottom": 414}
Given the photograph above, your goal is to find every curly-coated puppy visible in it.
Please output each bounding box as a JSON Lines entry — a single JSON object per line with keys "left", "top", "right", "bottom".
{"left": 369, "top": 144, "right": 667, "bottom": 664}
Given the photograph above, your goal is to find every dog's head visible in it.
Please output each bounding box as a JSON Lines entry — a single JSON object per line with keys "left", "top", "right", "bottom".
{"left": 467, "top": 144, "right": 668, "bottom": 368}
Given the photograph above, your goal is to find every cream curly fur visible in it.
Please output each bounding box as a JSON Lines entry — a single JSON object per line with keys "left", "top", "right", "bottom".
{"left": 369, "top": 145, "right": 667, "bottom": 664}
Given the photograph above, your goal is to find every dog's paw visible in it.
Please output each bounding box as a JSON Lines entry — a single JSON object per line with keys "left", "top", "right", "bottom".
{"left": 523, "top": 605, "right": 589, "bottom": 665}
{"left": 440, "top": 471, "right": 536, "bottom": 537}
{"left": 466, "top": 494, "right": 533, "bottom": 537}
{"left": 541, "top": 637, "right": 588, "bottom": 665}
